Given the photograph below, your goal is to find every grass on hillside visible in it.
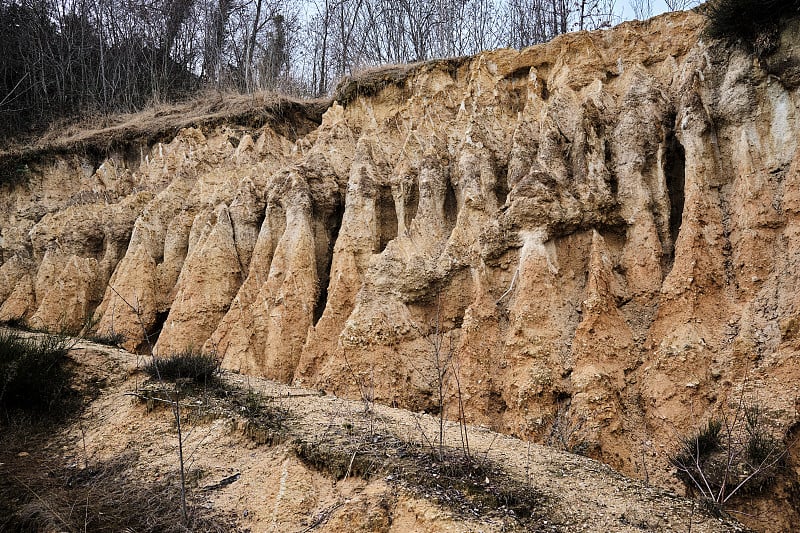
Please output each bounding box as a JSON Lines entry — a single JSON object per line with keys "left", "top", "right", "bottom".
{"left": 145, "top": 349, "right": 222, "bottom": 384}
{"left": 0, "top": 329, "right": 74, "bottom": 413}
{"left": 0, "top": 91, "right": 329, "bottom": 186}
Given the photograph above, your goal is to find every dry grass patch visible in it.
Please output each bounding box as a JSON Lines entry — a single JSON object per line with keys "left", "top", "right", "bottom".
{"left": 293, "top": 415, "right": 545, "bottom": 527}
{"left": 0, "top": 447, "right": 237, "bottom": 533}
{"left": 333, "top": 57, "right": 470, "bottom": 105}
{"left": 0, "top": 91, "right": 329, "bottom": 185}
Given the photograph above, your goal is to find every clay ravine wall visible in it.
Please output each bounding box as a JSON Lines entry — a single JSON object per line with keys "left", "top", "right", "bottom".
{"left": 3, "top": 10, "right": 800, "bottom": 529}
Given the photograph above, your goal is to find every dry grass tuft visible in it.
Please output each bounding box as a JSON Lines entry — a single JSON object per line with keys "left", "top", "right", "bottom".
{"left": 0, "top": 448, "right": 237, "bottom": 533}
{"left": 0, "top": 329, "right": 75, "bottom": 413}
{"left": 146, "top": 349, "right": 222, "bottom": 384}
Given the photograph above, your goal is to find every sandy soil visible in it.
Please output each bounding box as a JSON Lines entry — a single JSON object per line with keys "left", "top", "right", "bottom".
{"left": 3, "top": 332, "right": 748, "bottom": 532}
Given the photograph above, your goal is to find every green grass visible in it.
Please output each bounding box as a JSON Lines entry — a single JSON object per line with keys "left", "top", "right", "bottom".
{"left": 670, "top": 408, "right": 786, "bottom": 504}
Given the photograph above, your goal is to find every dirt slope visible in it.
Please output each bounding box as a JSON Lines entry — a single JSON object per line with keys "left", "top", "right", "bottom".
{"left": 1, "top": 333, "right": 746, "bottom": 532}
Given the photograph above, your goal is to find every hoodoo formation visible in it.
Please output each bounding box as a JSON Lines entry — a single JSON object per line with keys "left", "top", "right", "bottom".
{"left": 3, "top": 9, "right": 800, "bottom": 530}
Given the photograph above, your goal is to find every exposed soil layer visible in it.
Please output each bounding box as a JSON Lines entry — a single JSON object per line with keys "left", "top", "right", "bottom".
{"left": 2, "top": 11, "right": 800, "bottom": 531}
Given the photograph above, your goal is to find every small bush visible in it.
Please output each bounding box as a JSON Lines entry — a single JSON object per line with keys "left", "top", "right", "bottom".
{"left": 401, "top": 447, "right": 543, "bottom": 520}
{"left": 670, "top": 404, "right": 787, "bottom": 505}
{"left": 84, "top": 330, "right": 126, "bottom": 347}
{"left": 0, "top": 330, "right": 73, "bottom": 411}
{"left": 232, "top": 388, "right": 291, "bottom": 445}
{"left": 0, "top": 316, "right": 28, "bottom": 330}
{"left": 146, "top": 349, "right": 221, "bottom": 383}
{"left": 545, "top": 401, "right": 591, "bottom": 456}
{"left": 702, "top": 0, "right": 800, "bottom": 50}
{"left": 686, "top": 418, "right": 722, "bottom": 457}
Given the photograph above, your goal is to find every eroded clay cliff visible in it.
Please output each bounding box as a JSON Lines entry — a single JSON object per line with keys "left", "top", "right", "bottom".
{"left": 3, "top": 10, "right": 800, "bottom": 530}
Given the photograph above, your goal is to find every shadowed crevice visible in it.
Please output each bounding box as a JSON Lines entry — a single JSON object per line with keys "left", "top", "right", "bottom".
{"left": 664, "top": 132, "right": 686, "bottom": 268}
{"left": 444, "top": 178, "right": 458, "bottom": 231}
{"left": 146, "top": 309, "right": 169, "bottom": 353}
{"left": 313, "top": 199, "right": 344, "bottom": 326}
{"left": 375, "top": 185, "right": 398, "bottom": 253}
{"left": 404, "top": 179, "right": 420, "bottom": 231}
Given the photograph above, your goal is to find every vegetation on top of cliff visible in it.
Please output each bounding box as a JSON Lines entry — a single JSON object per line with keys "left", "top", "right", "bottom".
{"left": 0, "top": 0, "right": 629, "bottom": 146}
{"left": 702, "top": 0, "right": 800, "bottom": 52}
{"left": 333, "top": 57, "right": 470, "bottom": 106}
{"left": 0, "top": 91, "right": 328, "bottom": 186}
{"left": 0, "top": 2, "right": 705, "bottom": 185}
{"left": 0, "top": 55, "right": 467, "bottom": 185}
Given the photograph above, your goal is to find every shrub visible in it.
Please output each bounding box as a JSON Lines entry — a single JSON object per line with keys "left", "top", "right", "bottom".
{"left": 0, "top": 316, "right": 28, "bottom": 330}
{"left": 0, "top": 330, "right": 72, "bottom": 411}
{"left": 145, "top": 349, "right": 221, "bottom": 383}
{"left": 702, "top": 0, "right": 800, "bottom": 50}
{"left": 669, "top": 403, "right": 787, "bottom": 505}
{"left": 545, "top": 401, "right": 591, "bottom": 456}
{"left": 84, "top": 330, "right": 126, "bottom": 347}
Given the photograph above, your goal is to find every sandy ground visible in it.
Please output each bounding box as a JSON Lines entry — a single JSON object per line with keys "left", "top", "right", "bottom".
{"left": 6, "top": 333, "right": 747, "bottom": 533}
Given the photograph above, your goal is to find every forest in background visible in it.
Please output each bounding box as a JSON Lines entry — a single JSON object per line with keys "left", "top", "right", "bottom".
{"left": 0, "top": 0, "right": 696, "bottom": 140}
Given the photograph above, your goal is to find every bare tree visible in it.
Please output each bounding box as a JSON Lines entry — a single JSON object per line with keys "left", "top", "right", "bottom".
{"left": 575, "top": 0, "right": 618, "bottom": 31}
{"left": 503, "top": 0, "right": 555, "bottom": 48}
{"left": 202, "top": 0, "right": 233, "bottom": 85}
{"left": 408, "top": 296, "right": 474, "bottom": 463}
{"left": 664, "top": 0, "right": 698, "bottom": 11}
{"left": 629, "top": 0, "right": 652, "bottom": 19}
{"left": 0, "top": 0, "right": 633, "bottom": 137}
{"left": 417, "top": 299, "right": 455, "bottom": 461}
